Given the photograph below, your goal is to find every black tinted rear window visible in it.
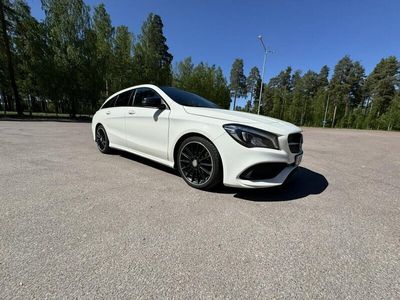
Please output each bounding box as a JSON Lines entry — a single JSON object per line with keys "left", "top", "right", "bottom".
{"left": 101, "top": 96, "right": 117, "bottom": 109}
{"left": 114, "top": 90, "right": 133, "bottom": 107}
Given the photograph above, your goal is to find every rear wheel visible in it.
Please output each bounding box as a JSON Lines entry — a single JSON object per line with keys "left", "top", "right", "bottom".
{"left": 95, "top": 124, "right": 111, "bottom": 154}
{"left": 177, "top": 136, "right": 222, "bottom": 190}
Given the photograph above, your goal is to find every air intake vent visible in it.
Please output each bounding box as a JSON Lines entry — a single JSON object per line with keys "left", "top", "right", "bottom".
{"left": 239, "top": 163, "right": 288, "bottom": 180}
{"left": 288, "top": 133, "right": 303, "bottom": 153}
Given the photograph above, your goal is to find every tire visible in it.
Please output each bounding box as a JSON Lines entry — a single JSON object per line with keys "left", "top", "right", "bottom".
{"left": 177, "top": 136, "right": 222, "bottom": 190}
{"left": 95, "top": 124, "right": 112, "bottom": 154}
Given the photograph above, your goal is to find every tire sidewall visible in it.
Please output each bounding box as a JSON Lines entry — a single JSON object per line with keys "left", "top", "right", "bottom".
{"left": 96, "top": 125, "right": 110, "bottom": 153}
{"left": 177, "top": 137, "right": 221, "bottom": 190}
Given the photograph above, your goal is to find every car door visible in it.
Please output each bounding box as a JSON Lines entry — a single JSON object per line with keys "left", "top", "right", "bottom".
{"left": 125, "top": 87, "right": 170, "bottom": 160}
{"left": 103, "top": 89, "right": 133, "bottom": 148}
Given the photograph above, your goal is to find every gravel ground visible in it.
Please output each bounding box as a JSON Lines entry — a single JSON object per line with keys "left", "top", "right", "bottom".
{"left": 0, "top": 121, "right": 399, "bottom": 299}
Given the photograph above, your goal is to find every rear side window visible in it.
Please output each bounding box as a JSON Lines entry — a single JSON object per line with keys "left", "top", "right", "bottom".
{"left": 101, "top": 96, "right": 117, "bottom": 109}
{"left": 114, "top": 90, "right": 133, "bottom": 107}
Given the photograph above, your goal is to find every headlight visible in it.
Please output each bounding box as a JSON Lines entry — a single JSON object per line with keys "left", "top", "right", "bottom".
{"left": 223, "top": 124, "right": 280, "bottom": 149}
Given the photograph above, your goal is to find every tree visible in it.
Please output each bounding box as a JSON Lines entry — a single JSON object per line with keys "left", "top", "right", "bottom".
{"left": 308, "top": 65, "right": 330, "bottom": 126}
{"left": 246, "top": 66, "right": 261, "bottom": 110}
{"left": 265, "top": 66, "right": 292, "bottom": 119}
{"left": 299, "top": 70, "right": 319, "bottom": 125}
{"left": 133, "top": 13, "right": 172, "bottom": 85}
{"left": 364, "top": 56, "right": 399, "bottom": 129}
{"left": 173, "top": 57, "right": 230, "bottom": 108}
{"left": 383, "top": 92, "right": 400, "bottom": 130}
{"left": 112, "top": 25, "right": 134, "bottom": 92}
{"left": 0, "top": 0, "right": 22, "bottom": 115}
{"left": 229, "top": 58, "right": 246, "bottom": 110}
{"left": 12, "top": 0, "right": 49, "bottom": 114}
{"left": 93, "top": 3, "right": 113, "bottom": 98}
{"left": 317, "top": 65, "right": 329, "bottom": 88}
{"left": 41, "top": 0, "right": 91, "bottom": 117}
{"left": 0, "top": 0, "right": 398, "bottom": 131}
{"left": 173, "top": 57, "right": 194, "bottom": 89}
{"left": 329, "top": 56, "right": 365, "bottom": 127}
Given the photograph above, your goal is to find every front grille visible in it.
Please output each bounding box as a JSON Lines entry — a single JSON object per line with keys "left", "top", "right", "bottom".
{"left": 239, "top": 163, "right": 288, "bottom": 180}
{"left": 288, "top": 133, "right": 303, "bottom": 153}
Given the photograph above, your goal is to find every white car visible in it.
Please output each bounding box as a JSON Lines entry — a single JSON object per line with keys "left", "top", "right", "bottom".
{"left": 92, "top": 84, "right": 303, "bottom": 190}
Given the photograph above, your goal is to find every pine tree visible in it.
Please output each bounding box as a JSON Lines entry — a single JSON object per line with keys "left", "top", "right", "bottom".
{"left": 384, "top": 92, "right": 400, "bottom": 130}
{"left": 13, "top": 0, "right": 51, "bottom": 114}
{"left": 41, "top": 0, "right": 90, "bottom": 117}
{"left": 246, "top": 66, "right": 261, "bottom": 110}
{"left": 93, "top": 3, "right": 113, "bottom": 98}
{"left": 229, "top": 58, "right": 246, "bottom": 110}
{"left": 173, "top": 57, "right": 194, "bottom": 90}
{"left": 0, "top": 0, "right": 22, "bottom": 115}
{"left": 329, "top": 56, "right": 365, "bottom": 127}
{"left": 265, "top": 66, "right": 292, "bottom": 119}
{"left": 364, "top": 56, "right": 399, "bottom": 129}
{"left": 133, "top": 13, "right": 173, "bottom": 85}
{"left": 173, "top": 58, "right": 230, "bottom": 108}
{"left": 112, "top": 25, "right": 134, "bottom": 92}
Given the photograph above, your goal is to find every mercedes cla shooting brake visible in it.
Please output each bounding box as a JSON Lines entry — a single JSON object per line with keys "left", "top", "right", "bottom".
{"left": 92, "top": 84, "right": 303, "bottom": 190}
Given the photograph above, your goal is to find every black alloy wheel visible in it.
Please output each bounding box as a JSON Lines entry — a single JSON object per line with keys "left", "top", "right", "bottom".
{"left": 177, "top": 136, "right": 222, "bottom": 190}
{"left": 96, "top": 125, "right": 111, "bottom": 154}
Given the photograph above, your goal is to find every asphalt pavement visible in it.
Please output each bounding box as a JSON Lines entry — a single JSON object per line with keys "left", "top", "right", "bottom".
{"left": 0, "top": 121, "right": 399, "bottom": 298}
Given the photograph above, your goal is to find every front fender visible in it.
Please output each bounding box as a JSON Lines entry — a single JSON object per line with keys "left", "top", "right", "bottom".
{"left": 168, "top": 117, "right": 225, "bottom": 163}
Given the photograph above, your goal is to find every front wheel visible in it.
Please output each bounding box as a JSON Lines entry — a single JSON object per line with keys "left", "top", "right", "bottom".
{"left": 177, "top": 136, "right": 222, "bottom": 190}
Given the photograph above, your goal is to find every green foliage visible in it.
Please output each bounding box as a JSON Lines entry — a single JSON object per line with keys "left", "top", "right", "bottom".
{"left": 0, "top": 0, "right": 23, "bottom": 114}
{"left": 229, "top": 58, "right": 247, "bottom": 109}
{"left": 0, "top": 1, "right": 231, "bottom": 115}
{"left": 255, "top": 55, "right": 399, "bottom": 130}
{"left": 133, "top": 13, "right": 173, "bottom": 86}
{"left": 263, "top": 67, "right": 294, "bottom": 120}
{"left": 246, "top": 66, "right": 261, "bottom": 110}
{"left": 92, "top": 3, "right": 113, "bottom": 98}
{"left": 112, "top": 26, "right": 134, "bottom": 92}
{"left": 0, "top": 1, "right": 398, "bottom": 130}
{"left": 173, "top": 57, "right": 230, "bottom": 109}
{"left": 329, "top": 56, "right": 365, "bottom": 127}
{"left": 41, "top": 0, "right": 91, "bottom": 116}
{"left": 384, "top": 92, "right": 400, "bottom": 130}
{"left": 363, "top": 56, "right": 400, "bottom": 129}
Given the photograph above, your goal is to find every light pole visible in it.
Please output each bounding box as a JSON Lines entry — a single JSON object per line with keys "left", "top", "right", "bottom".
{"left": 257, "top": 35, "right": 271, "bottom": 115}
{"left": 323, "top": 90, "right": 330, "bottom": 128}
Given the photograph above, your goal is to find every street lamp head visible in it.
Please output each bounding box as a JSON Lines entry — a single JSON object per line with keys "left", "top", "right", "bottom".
{"left": 258, "top": 35, "right": 263, "bottom": 40}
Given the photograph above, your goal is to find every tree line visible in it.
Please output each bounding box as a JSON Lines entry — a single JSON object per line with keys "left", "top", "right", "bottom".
{"left": 0, "top": 0, "right": 399, "bottom": 130}
{"left": 0, "top": 0, "right": 230, "bottom": 116}
{"left": 230, "top": 55, "right": 400, "bottom": 130}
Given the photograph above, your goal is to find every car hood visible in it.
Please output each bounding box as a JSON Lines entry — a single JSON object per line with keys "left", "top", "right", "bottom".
{"left": 183, "top": 106, "right": 301, "bottom": 135}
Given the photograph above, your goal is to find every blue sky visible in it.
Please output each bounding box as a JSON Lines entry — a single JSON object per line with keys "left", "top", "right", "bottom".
{"left": 27, "top": 0, "right": 399, "bottom": 107}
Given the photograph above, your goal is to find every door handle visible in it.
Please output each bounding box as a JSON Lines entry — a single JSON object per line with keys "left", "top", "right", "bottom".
{"left": 128, "top": 110, "right": 135, "bottom": 115}
{"left": 105, "top": 111, "right": 111, "bottom": 115}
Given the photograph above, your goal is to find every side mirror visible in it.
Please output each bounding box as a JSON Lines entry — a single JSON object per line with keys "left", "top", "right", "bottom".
{"left": 143, "top": 96, "right": 165, "bottom": 109}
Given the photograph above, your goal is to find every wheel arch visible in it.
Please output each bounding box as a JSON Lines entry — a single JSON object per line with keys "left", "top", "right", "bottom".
{"left": 92, "top": 122, "right": 103, "bottom": 140}
{"left": 172, "top": 132, "right": 222, "bottom": 171}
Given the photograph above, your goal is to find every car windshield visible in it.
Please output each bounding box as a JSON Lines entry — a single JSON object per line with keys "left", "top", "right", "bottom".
{"left": 160, "top": 87, "right": 221, "bottom": 108}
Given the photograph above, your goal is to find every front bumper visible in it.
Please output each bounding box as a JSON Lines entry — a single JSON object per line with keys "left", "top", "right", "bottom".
{"left": 213, "top": 132, "right": 302, "bottom": 188}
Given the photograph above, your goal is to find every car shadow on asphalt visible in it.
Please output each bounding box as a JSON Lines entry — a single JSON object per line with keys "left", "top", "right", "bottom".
{"left": 215, "top": 167, "right": 329, "bottom": 202}
{"left": 115, "top": 150, "right": 328, "bottom": 202}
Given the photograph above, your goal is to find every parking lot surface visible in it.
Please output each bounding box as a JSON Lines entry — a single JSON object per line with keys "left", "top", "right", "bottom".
{"left": 1, "top": 121, "right": 399, "bottom": 298}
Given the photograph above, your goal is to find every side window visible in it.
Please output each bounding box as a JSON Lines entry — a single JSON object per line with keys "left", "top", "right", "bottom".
{"left": 133, "top": 88, "right": 158, "bottom": 107}
{"left": 114, "top": 90, "right": 133, "bottom": 107}
{"left": 101, "top": 95, "right": 117, "bottom": 109}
